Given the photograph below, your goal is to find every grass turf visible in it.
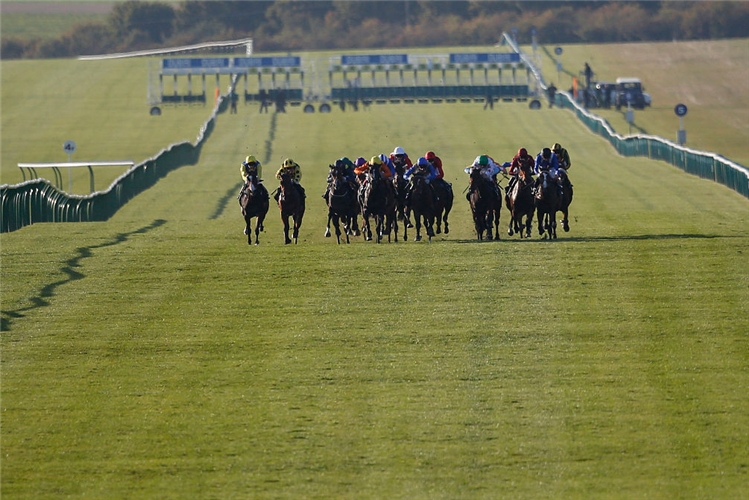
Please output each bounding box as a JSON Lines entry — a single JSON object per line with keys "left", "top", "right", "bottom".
{"left": 2, "top": 44, "right": 749, "bottom": 499}
{"left": 3, "top": 98, "right": 749, "bottom": 498}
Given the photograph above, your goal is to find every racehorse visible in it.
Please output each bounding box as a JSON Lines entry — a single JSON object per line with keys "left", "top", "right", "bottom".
{"left": 325, "top": 165, "right": 357, "bottom": 244}
{"left": 557, "top": 169, "right": 574, "bottom": 232}
{"left": 534, "top": 171, "right": 560, "bottom": 239}
{"left": 505, "top": 163, "right": 535, "bottom": 238}
{"left": 408, "top": 172, "right": 436, "bottom": 242}
{"left": 468, "top": 167, "right": 502, "bottom": 240}
{"left": 238, "top": 173, "right": 269, "bottom": 245}
{"left": 277, "top": 172, "right": 305, "bottom": 244}
{"left": 433, "top": 179, "right": 453, "bottom": 235}
{"left": 392, "top": 163, "right": 412, "bottom": 241}
{"left": 359, "top": 165, "right": 395, "bottom": 243}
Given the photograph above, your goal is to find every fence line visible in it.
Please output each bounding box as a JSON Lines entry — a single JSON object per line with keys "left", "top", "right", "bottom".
{"left": 501, "top": 32, "right": 749, "bottom": 199}
{"left": 1, "top": 76, "right": 239, "bottom": 233}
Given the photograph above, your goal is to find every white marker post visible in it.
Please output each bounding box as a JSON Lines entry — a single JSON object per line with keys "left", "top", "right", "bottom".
{"left": 63, "top": 140, "right": 76, "bottom": 192}
{"left": 675, "top": 104, "right": 688, "bottom": 145}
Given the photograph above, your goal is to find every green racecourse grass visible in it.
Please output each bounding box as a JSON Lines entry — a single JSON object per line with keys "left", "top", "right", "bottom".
{"left": 2, "top": 48, "right": 749, "bottom": 498}
{"left": 534, "top": 38, "right": 749, "bottom": 168}
{"left": 1, "top": 58, "right": 234, "bottom": 193}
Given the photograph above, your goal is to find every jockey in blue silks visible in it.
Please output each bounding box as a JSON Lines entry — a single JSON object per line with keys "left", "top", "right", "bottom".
{"left": 534, "top": 147, "right": 563, "bottom": 194}
{"left": 404, "top": 157, "right": 438, "bottom": 205}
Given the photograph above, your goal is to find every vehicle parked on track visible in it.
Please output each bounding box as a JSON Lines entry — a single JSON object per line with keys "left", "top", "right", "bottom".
{"left": 614, "top": 77, "right": 651, "bottom": 110}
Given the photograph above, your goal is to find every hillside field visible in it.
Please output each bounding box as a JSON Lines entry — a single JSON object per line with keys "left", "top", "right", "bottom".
{"left": 2, "top": 41, "right": 749, "bottom": 499}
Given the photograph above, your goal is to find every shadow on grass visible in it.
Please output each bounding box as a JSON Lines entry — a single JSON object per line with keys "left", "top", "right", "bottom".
{"left": 450, "top": 233, "right": 734, "bottom": 244}
{"left": 1, "top": 219, "right": 167, "bottom": 333}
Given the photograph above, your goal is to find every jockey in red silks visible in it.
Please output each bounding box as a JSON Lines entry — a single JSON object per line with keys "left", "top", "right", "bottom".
{"left": 506, "top": 147, "right": 535, "bottom": 194}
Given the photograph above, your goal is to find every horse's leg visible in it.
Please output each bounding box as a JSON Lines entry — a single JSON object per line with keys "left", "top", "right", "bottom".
{"left": 537, "top": 208, "right": 545, "bottom": 236}
{"left": 414, "top": 211, "right": 422, "bottom": 241}
{"left": 333, "top": 214, "right": 342, "bottom": 244}
{"left": 244, "top": 215, "right": 252, "bottom": 245}
{"left": 561, "top": 205, "right": 570, "bottom": 232}
{"left": 551, "top": 210, "right": 557, "bottom": 239}
{"left": 443, "top": 203, "right": 451, "bottom": 234}
{"left": 282, "top": 214, "right": 291, "bottom": 244}
{"left": 485, "top": 211, "right": 494, "bottom": 240}
{"left": 325, "top": 212, "right": 332, "bottom": 237}
{"left": 294, "top": 210, "right": 304, "bottom": 244}
{"left": 525, "top": 210, "right": 534, "bottom": 238}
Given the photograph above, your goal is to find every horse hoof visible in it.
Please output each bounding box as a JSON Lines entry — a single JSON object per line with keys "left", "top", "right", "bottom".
{"left": 436, "top": 228, "right": 442, "bottom": 234}
{"left": 325, "top": 229, "right": 331, "bottom": 237}
{"left": 255, "top": 241, "right": 260, "bottom": 246}
{"left": 415, "top": 236, "right": 421, "bottom": 242}
{"left": 444, "top": 227, "right": 449, "bottom": 234}
{"left": 243, "top": 228, "right": 248, "bottom": 235}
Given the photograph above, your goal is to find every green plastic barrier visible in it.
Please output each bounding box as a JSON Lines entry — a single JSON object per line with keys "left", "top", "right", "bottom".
{"left": 1, "top": 78, "right": 237, "bottom": 233}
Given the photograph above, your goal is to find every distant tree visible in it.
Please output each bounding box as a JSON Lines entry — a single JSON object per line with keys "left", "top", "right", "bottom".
{"left": 332, "top": 1, "right": 410, "bottom": 25}
{"left": 418, "top": 1, "right": 468, "bottom": 20}
{"left": 64, "top": 23, "right": 116, "bottom": 56}
{"left": 260, "top": 1, "right": 332, "bottom": 37}
{"left": 1, "top": 38, "right": 27, "bottom": 60}
{"left": 175, "top": 1, "right": 272, "bottom": 34}
{"left": 109, "top": 1, "right": 176, "bottom": 44}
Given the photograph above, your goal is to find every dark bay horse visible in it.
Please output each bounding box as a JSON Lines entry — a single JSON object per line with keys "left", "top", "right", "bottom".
{"left": 468, "top": 168, "right": 502, "bottom": 240}
{"left": 534, "top": 171, "right": 560, "bottom": 239}
{"left": 238, "top": 174, "right": 269, "bottom": 245}
{"left": 360, "top": 166, "right": 395, "bottom": 243}
{"left": 409, "top": 173, "right": 436, "bottom": 242}
{"left": 325, "top": 165, "right": 357, "bottom": 244}
{"left": 392, "top": 163, "right": 412, "bottom": 241}
{"left": 557, "top": 169, "right": 574, "bottom": 232}
{"left": 505, "top": 164, "right": 535, "bottom": 238}
{"left": 278, "top": 172, "right": 305, "bottom": 244}
{"left": 433, "top": 179, "right": 453, "bottom": 235}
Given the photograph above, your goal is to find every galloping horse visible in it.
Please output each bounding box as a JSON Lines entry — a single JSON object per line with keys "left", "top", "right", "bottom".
{"left": 277, "top": 172, "right": 305, "bottom": 244}
{"left": 468, "top": 168, "right": 502, "bottom": 240}
{"left": 534, "top": 171, "right": 560, "bottom": 239}
{"left": 238, "top": 173, "right": 269, "bottom": 245}
{"left": 360, "top": 165, "right": 395, "bottom": 243}
{"left": 325, "top": 165, "right": 357, "bottom": 244}
{"left": 505, "top": 163, "right": 535, "bottom": 238}
{"left": 557, "top": 169, "right": 574, "bottom": 232}
{"left": 433, "top": 179, "right": 453, "bottom": 235}
{"left": 392, "top": 163, "right": 412, "bottom": 241}
{"left": 409, "top": 173, "right": 437, "bottom": 242}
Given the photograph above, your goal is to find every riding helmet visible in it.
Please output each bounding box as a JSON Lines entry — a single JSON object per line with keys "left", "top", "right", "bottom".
{"left": 425, "top": 151, "right": 436, "bottom": 160}
{"left": 370, "top": 156, "right": 383, "bottom": 166}
{"left": 518, "top": 148, "right": 527, "bottom": 157}
{"left": 417, "top": 157, "right": 429, "bottom": 166}
{"left": 552, "top": 143, "right": 562, "bottom": 152}
{"left": 542, "top": 148, "right": 552, "bottom": 159}
{"left": 392, "top": 146, "right": 406, "bottom": 156}
{"left": 355, "top": 157, "right": 367, "bottom": 167}
{"left": 245, "top": 155, "right": 257, "bottom": 165}
{"left": 479, "top": 155, "right": 489, "bottom": 166}
{"left": 334, "top": 159, "right": 344, "bottom": 168}
{"left": 283, "top": 158, "right": 295, "bottom": 167}
{"left": 340, "top": 157, "right": 353, "bottom": 167}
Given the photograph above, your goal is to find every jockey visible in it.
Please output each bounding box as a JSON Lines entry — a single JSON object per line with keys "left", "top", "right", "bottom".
{"left": 379, "top": 153, "right": 397, "bottom": 177}
{"left": 390, "top": 146, "right": 413, "bottom": 172}
{"left": 464, "top": 154, "right": 505, "bottom": 200}
{"left": 354, "top": 156, "right": 393, "bottom": 180}
{"left": 505, "top": 147, "right": 535, "bottom": 194}
{"left": 551, "top": 143, "right": 571, "bottom": 171}
{"left": 534, "top": 147, "right": 563, "bottom": 195}
{"left": 275, "top": 158, "right": 305, "bottom": 201}
{"left": 425, "top": 150, "right": 453, "bottom": 196}
{"left": 404, "top": 156, "right": 438, "bottom": 205}
{"left": 323, "top": 158, "right": 353, "bottom": 200}
{"left": 238, "top": 155, "right": 267, "bottom": 200}
{"left": 551, "top": 142, "right": 573, "bottom": 190}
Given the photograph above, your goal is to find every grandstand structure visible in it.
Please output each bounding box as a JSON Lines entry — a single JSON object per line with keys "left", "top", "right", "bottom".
{"left": 327, "top": 52, "right": 532, "bottom": 105}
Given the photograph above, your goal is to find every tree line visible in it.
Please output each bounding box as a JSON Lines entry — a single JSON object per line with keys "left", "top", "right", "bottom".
{"left": 3, "top": 1, "right": 748, "bottom": 60}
